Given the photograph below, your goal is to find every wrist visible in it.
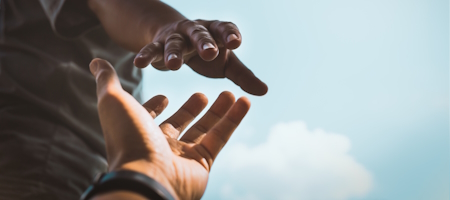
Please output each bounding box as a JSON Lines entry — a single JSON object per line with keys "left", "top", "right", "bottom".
{"left": 115, "top": 160, "right": 179, "bottom": 200}
{"left": 88, "top": 0, "right": 187, "bottom": 52}
{"left": 141, "top": 1, "right": 188, "bottom": 44}
{"left": 82, "top": 169, "right": 177, "bottom": 200}
{"left": 92, "top": 191, "right": 148, "bottom": 200}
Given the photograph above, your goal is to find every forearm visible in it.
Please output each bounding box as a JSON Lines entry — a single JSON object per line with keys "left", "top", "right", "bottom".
{"left": 88, "top": 0, "right": 187, "bottom": 52}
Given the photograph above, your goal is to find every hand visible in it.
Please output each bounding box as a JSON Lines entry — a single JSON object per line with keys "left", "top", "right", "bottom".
{"left": 89, "top": 58, "right": 251, "bottom": 200}
{"left": 133, "top": 19, "right": 268, "bottom": 96}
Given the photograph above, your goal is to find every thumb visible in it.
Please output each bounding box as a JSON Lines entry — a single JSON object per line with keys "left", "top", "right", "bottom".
{"left": 90, "top": 58, "right": 123, "bottom": 98}
{"left": 89, "top": 58, "right": 172, "bottom": 169}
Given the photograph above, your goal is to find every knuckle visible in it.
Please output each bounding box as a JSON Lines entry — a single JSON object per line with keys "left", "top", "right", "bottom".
{"left": 192, "top": 19, "right": 211, "bottom": 25}
{"left": 195, "top": 124, "right": 208, "bottom": 133}
{"left": 141, "top": 43, "right": 158, "bottom": 54}
{"left": 222, "top": 21, "right": 237, "bottom": 27}
{"left": 175, "top": 19, "right": 196, "bottom": 31}
{"left": 210, "top": 127, "right": 228, "bottom": 144}
{"left": 165, "top": 34, "right": 185, "bottom": 52}
{"left": 165, "top": 33, "right": 184, "bottom": 43}
{"left": 148, "top": 42, "right": 162, "bottom": 49}
{"left": 209, "top": 20, "right": 222, "bottom": 29}
{"left": 190, "top": 26, "right": 214, "bottom": 44}
{"left": 188, "top": 24, "right": 209, "bottom": 36}
{"left": 221, "top": 22, "right": 239, "bottom": 32}
{"left": 209, "top": 21, "right": 239, "bottom": 39}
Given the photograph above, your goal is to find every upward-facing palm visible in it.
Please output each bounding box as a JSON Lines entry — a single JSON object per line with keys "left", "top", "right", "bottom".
{"left": 90, "top": 58, "right": 250, "bottom": 200}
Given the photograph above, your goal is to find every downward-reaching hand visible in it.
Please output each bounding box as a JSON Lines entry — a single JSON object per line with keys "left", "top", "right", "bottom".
{"left": 89, "top": 58, "right": 251, "bottom": 200}
{"left": 133, "top": 19, "right": 268, "bottom": 96}
{"left": 89, "top": 0, "right": 268, "bottom": 95}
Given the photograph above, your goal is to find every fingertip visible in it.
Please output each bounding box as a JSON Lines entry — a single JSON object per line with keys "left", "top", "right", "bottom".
{"left": 241, "top": 77, "right": 269, "bottom": 96}
{"left": 261, "top": 83, "right": 269, "bottom": 95}
{"left": 199, "top": 48, "right": 219, "bottom": 61}
{"left": 202, "top": 43, "right": 215, "bottom": 50}
{"left": 143, "top": 94, "right": 170, "bottom": 118}
{"left": 89, "top": 59, "right": 100, "bottom": 76}
{"left": 199, "top": 43, "right": 219, "bottom": 61}
{"left": 154, "top": 94, "right": 169, "bottom": 107}
{"left": 226, "top": 96, "right": 251, "bottom": 124}
{"left": 225, "top": 34, "right": 241, "bottom": 49}
{"left": 174, "top": 93, "right": 208, "bottom": 118}
{"left": 133, "top": 54, "right": 150, "bottom": 68}
{"left": 218, "top": 91, "right": 236, "bottom": 103}
{"left": 90, "top": 58, "right": 122, "bottom": 100}
{"left": 252, "top": 82, "right": 269, "bottom": 96}
{"left": 207, "top": 91, "right": 234, "bottom": 117}
{"left": 90, "top": 58, "right": 104, "bottom": 64}
{"left": 135, "top": 42, "right": 163, "bottom": 68}
{"left": 166, "top": 54, "right": 183, "bottom": 70}
{"left": 89, "top": 58, "right": 106, "bottom": 75}
{"left": 90, "top": 58, "right": 113, "bottom": 77}
{"left": 191, "top": 92, "right": 209, "bottom": 106}
{"left": 236, "top": 96, "right": 251, "bottom": 110}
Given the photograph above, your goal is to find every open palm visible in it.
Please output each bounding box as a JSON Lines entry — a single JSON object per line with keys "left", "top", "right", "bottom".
{"left": 90, "top": 58, "right": 250, "bottom": 200}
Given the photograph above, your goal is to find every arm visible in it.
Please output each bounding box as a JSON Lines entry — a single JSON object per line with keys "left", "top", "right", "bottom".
{"left": 85, "top": 58, "right": 251, "bottom": 200}
{"left": 87, "top": 0, "right": 184, "bottom": 52}
{"left": 93, "top": 191, "right": 147, "bottom": 200}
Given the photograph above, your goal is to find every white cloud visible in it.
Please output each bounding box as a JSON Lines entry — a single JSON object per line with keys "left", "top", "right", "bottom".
{"left": 205, "top": 121, "right": 373, "bottom": 200}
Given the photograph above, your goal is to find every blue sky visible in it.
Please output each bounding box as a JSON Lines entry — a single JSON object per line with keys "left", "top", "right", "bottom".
{"left": 141, "top": 0, "right": 449, "bottom": 199}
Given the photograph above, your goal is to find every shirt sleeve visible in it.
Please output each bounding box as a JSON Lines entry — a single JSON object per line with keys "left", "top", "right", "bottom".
{"left": 38, "top": 0, "right": 100, "bottom": 38}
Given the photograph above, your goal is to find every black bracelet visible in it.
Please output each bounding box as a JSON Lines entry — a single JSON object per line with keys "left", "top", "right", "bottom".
{"left": 80, "top": 170, "right": 175, "bottom": 200}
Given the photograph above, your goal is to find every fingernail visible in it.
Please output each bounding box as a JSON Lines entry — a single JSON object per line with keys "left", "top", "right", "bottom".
{"left": 227, "top": 34, "right": 238, "bottom": 43}
{"left": 202, "top": 43, "right": 215, "bottom": 50}
{"left": 89, "top": 60, "right": 99, "bottom": 76}
{"left": 136, "top": 54, "right": 145, "bottom": 58}
{"left": 168, "top": 54, "right": 178, "bottom": 61}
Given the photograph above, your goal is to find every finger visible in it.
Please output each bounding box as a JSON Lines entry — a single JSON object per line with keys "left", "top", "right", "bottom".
{"left": 225, "top": 52, "right": 268, "bottom": 95}
{"left": 134, "top": 42, "right": 164, "bottom": 69}
{"left": 142, "top": 95, "right": 169, "bottom": 119}
{"left": 89, "top": 58, "right": 123, "bottom": 98}
{"left": 209, "top": 21, "right": 242, "bottom": 50}
{"left": 179, "top": 20, "right": 219, "bottom": 61}
{"left": 180, "top": 91, "right": 235, "bottom": 143}
{"left": 160, "top": 93, "right": 208, "bottom": 139}
{"left": 199, "top": 97, "right": 251, "bottom": 164}
{"left": 164, "top": 33, "right": 185, "bottom": 70}
{"left": 89, "top": 59, "right": 171, "bottom": 167}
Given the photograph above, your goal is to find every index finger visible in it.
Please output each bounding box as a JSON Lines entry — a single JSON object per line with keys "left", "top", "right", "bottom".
{"left": 142, "top": 95, "right": 169, "bottom": 119}
{"left": 225, "top": 52, "right": 268, "bottom": 96}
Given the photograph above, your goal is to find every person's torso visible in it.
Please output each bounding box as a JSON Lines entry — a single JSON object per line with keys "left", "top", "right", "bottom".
{"left": 0, "top": 0, "right": 142, "bottom": 155}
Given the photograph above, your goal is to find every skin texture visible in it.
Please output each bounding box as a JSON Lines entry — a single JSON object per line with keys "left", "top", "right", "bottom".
{"left": 88, "top": 0, "right": 268, "bottom": 95}
{"left": 89, "top": 59, "right": 251, "bottom": 200}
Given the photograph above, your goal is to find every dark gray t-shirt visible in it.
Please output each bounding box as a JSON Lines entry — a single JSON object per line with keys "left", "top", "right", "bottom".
{"left": 0, "top": 0, "right": 142, "bottom": 156}
{"left": 0, "top": 0, "right": 143, "bottom": 198}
